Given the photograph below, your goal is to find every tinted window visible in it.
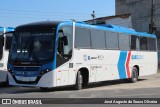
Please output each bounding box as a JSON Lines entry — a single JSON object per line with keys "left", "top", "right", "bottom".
{"left": 148, "top": 38, "right": 156, "bottom": 51}
{"left": 131, "top": 35, "right": 140, "bottom": 50}
{"left": 105, "top": 31, "right": 119, "bottom": 49}
{"left": 5, "top": 33, "right": 13, "bottom": 50}
{"left": 91, "top": 30, "right": 106, "bottom": 49}
{"left": 140, "top": 37, "right": 148, "bottom": 51}
{"left": 75, "top": 28, "right": 91, "bottom": 48}
{"left": 119, "top": 33, "right": 130, "bottom": 50}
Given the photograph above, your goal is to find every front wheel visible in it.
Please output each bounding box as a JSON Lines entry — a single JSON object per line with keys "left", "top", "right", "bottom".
{"left": 129, "top": 67, "right": 138, "bottom": 83}
{"left": 75, "top": 71, "right": 83, "bottom": 90}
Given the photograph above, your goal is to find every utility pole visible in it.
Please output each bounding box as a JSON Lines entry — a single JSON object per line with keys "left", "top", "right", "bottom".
{"left": 150, "top": 0, "right": 156, "bottom": 34}
{"left": 91, "top": 11, "right": 96, "bottom": 24}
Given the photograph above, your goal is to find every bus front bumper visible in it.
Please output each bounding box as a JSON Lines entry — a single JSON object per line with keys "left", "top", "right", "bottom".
{"left": 8, "top": 70, "right": 56, "bottom": 88}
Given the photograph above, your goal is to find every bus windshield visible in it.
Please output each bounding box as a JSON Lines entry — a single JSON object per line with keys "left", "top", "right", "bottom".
{"left": 9, "top": 31, "right": 55, "bottom": 64}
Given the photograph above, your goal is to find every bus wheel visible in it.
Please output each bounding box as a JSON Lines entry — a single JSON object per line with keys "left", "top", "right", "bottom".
{"left": 75, "top": 71, "right": 83, "bottom": 90}
{"left": 130, "top": 67, "right": 138, "bottom": 83}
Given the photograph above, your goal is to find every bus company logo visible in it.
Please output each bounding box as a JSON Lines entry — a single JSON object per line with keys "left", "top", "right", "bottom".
{"left": 98, "top": 55, "right": 104, "bottom": 60}
{"left": 83, "top": 55, "right": 93, "bottom": 61}
{"left": 90, "top": 56, "right": 97, "bottom": 60}
{"left": 88, "top": 56, "right": 91, "bottom": 60}
{"left": 132, "top": 55, "right": 143, "bottom": 60}
{"left": 83, "top": 55, "right": 88, "bottom": 61}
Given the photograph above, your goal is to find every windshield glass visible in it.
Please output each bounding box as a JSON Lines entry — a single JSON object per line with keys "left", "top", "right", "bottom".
{"left": 9, "top": 31, "right": 55, "bottom": 64}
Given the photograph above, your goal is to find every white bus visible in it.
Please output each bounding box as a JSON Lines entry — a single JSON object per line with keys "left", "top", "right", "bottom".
{"left": 7, "top": 21, "right": 157, "bottom": 90}
{"left": 0, "top": 27, "right": 14, "bottom": 85}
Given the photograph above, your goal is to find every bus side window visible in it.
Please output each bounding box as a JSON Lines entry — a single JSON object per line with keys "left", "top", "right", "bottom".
{"left": 118, "top": 33, "right": 130, "bottom": 50}
{"left": 105, "top": 31, "right": 119, "bottom": 49}
{"left": 75, "top": 28, "right": 91, "bottom": 49}
{"left": 57, "top": 26, "right": 73, "bottom": 59}
{"left": 91, "top": 30, "right": 106, "bottom": 49}
{"left": 56, "top": 27, "right": 73, "bottom": 67}
{"left": 148, "top": 38, "right": 157, "bottom": 51}
{"left": 136, "top": 37, "right": 140, "bottom": 50}
{"left": 140, "top": 37, "right": 148, "bottom": 51}
{"left": 58, "top": 35, "right": 69, "bottom": 55}
{"left": 131, "top": 35, "right": 140, "bottom": 50}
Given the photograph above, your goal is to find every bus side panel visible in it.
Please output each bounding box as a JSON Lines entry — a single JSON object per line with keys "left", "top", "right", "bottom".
{"left": 55, "top": 64, "right": 71, "bottom": 87}
{"left": 72, "top": 49, "right": 158, "bottom": 84}
{"left": 72, "top": 49, "right": 121, "bottom": 83}
{"left": 130, "top": 51, "right": 157, "bottom": 76}
{"left": 37, "top": 71, "right": 54, "bottom": 87}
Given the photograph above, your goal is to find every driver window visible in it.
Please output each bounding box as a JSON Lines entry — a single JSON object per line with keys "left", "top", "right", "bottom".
{"left": 56, "top": 26, "right": 73, "bottom": 67}
{"left": 57, "top": 26, "right": 73, "bottom": 58}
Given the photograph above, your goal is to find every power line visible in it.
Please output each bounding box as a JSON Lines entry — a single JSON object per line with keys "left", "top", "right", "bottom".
{"left": 0, "top": 8, "right": 88, "bottom": 15}
{"left": 0, "top": 12, "right": 91, "bottom": 18}
{"left": 0, "top": 8, "right": 107, "bottom": 16}
{"left": 0, "top": 8, "right": 108, "bottom": 22}
{"left": 0, "top": 14, "right": 88, "bottom": 21}
{"left": 0, "top": 15, "right": 49, "bottom": 20}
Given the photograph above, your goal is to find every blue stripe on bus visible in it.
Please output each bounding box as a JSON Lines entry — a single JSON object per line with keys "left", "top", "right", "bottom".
{"left": 75, "top": 22, "right": 156, "bottom": 38}
{"left": 117, "top": 51, "right": 127, "bottom": 79}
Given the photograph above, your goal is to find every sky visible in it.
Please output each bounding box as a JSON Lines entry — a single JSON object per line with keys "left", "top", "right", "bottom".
{"left": 0, "top": 0, "right": 115, "bottom": 27}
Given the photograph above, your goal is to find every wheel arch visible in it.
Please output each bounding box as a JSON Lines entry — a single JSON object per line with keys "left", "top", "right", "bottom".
{"left": 76, "top": 67, "right": 89, "bottom": 86}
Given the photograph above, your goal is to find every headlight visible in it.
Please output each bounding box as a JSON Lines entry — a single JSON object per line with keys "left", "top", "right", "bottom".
{"left": 40, "top": 68, "right": 51, "bottom": 76}
{"left": 7, "top": 68, "right": 14, "bottom": 75}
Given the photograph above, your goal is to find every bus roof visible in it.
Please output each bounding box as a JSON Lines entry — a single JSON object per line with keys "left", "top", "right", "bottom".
{"left": 75, "top": 22, "right": 156, "bottom": 38}
{"left": 0, "top": 27, "right": 14, "bottom": 32}
{"left": 6, "top": 27, "right": 14, "bottom": 32}
{"left": 14, "top": 21, "right": 156, "bottom": 38}
{"left": 15, "top": 21, "right": 61, "bottom": 32}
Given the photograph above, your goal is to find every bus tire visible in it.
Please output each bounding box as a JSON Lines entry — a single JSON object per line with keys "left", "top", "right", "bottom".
{"left": 75, "top": 71, "right": 83, "bottom": 90}
{"left": 130, "top": 67, "right": 138, "bottom": 83}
